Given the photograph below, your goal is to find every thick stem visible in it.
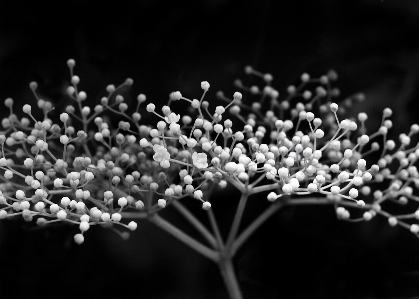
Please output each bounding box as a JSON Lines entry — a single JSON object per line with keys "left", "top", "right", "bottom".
{"left": 218, "top": 257, "right": 243, "bottom": 299}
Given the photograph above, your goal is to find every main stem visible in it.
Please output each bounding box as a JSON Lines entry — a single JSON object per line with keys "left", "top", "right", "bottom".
{"left": 218, "top": 257, "right": 243, "bottom": 299}
{"left": 216, "top": 191, "right": 248, "bottom": 299}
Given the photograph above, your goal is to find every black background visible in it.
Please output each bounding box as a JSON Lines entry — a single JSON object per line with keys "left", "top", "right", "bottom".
{"left": 1, "top": 0, "right": 419, "bottom": 298}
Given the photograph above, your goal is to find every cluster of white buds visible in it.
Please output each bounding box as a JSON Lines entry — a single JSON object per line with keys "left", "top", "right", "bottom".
{"left": 0, "top": 59, "right": 419, "bottom": 247}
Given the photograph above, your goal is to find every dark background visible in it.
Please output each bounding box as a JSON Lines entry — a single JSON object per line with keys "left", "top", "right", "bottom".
{"left": 1, "top": 0, "right": 419, "bottom": 298}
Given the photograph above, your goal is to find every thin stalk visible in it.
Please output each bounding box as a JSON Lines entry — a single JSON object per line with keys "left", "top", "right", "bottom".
{"left": 250, "top": 182, "right": 280, "bottom": 194}
{"left": 171, "top": 200, "right": 217, "bottom": 248}
{"left": 207, "top": 207, "right": 225, "bottom": 249}
{"left": 232, "top": 201, "right": 284, "bottom": 256}
{"left": 149, "top": 214, "right": 219, "bottom": 262}
{"left": 225, "top": 192, "right": 248, "bottom": 252}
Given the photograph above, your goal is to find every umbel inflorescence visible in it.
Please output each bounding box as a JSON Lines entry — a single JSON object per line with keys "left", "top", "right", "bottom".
{"left": 1, "top": 59, "right": 419, "bottom": 249}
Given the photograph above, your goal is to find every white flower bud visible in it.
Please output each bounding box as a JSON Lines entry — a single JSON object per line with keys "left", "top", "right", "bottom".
{"left": 202, "top": 201, "right": 211, "bottom": 210}
{"left": 349, "top": 188, "right": 358, "bottom": 199}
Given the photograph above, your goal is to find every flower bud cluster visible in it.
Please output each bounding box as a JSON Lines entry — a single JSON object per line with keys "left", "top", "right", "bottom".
{"left": 0, "top": 60, "right": 419, "bottom": 245}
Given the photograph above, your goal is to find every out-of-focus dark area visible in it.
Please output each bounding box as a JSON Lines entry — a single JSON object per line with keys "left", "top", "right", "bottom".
{"left": 1, "top": 0, "right": 419, "bottom": 298}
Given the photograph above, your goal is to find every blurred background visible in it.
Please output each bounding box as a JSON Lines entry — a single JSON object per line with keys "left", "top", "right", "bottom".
{"left": 1, "top": 0, "right": 419, "bottom": 298}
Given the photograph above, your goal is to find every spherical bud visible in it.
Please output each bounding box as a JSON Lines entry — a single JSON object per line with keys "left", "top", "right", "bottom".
{"left": 330, "top": 103, "right": 338, "bottom": 113}
{"left": 191, "top": 99, "right": 200, "bottom": 109}
{"left": 202, "top": 201, "right": 211, "bottom": 210}
{"left": 315, "top": 175, "right": 325, "bottom": 184}
{"left": 110, "top": 213, "right": 121, "bottom": 222}
{"left": 158, "top": 199, "right": 166, "bottom": 208}
{"left": 34, "top": 188, "right": 44, "bottom": 198}
{"left": 57, "top": 210, "right": 67, "bottom": 220}
{"left": 75, "top": 189, "right": 84, "bottom": 199}
{"left": 302, "top": 90, "right": 312, "bottom": 100}
{"left": 267, "top": 192, "right": 278, "bottom": 202}
{"left": 50, "top": 204, "right": 60, "bottom": 214}
{"left": 303, "top": 147, "right": 312, "bottom": 159}
{"left": 34, "top": 202, "right": 45, "bottom": 212}
{"left": 212, "top": 105, "right": 226, "bottom": 117}
{"left": 77, "top": 221, "right": 90, "bottom": 232}
{"left": 23, "top": 104, "right": 31, "bottom": 114}
{"left": 410, "top": 224, "right": 419, "bottom": 233}
{"left": 363, "top": 212, "right": 373, "bottom": 221}
{"left": 112, "top": 176, "right": 121, "bottom": 185}
{"left": 74, "top": 234, "right": 84, "bottom": 245}
{"left": 15, "top": 190, "right": 25, "bottom": 200}
{"left": 300, "top": 73, "right": 310, "bottom": 82}
{"left": 78, "top": 91, "right": 87, "bottom": 101}
{"left": 132, "top": 199, "right": 144, "bottom": 210}
{"left": 285, "top": 157, "right": 294, "bottom": 167}
{"left": 135, "top": 93, "right": 146, "bottom": 104}
{"left": 359, "top": 135, "right": 369, "bottom": 145}
{"left": 76, "top": 201, "right": 85, "bottom": 211}
{"left": 330, "top": 164, "right": 340, "bottom": 173}
{"left": 277, "top": 167, "right": 289, "bottom": 178}
{"left": 387, "top": 217, "right": 398, "bottom": 227}
{"left": 307, "top": 183, "right": 318, "bottom": 193}
{"left": 357, "top": 200, "right": 365, "bottom": 207}
{"left": 225, "top": 162, "right": 237, "bottom": 173}
{"left": 336, "top": 207, "right": 349, "bottom": 219}
{"left": 410, "top": 124, "right": 419, "bottom": 134}
{"left": 128, "top": 221, "right": 138, "bottom": 231}
{"left": 352, "top": 176, "right": 363, "bottom": 186}
{"left": 187, "top": 138, "right": 197, "bottom": 148}
{"left": 79, "top": 215, "right": 89, "bottom": 223}
{"left": 214, "top": 124, "right": 223, "bottom": 134}
{"left": 330, "top": 186, "right": 341, "bottom": 195}
{"left": 0, "top": 158, "right": 7, "bottom": 167}
{"left": 2, "top": 169, "right": 13, "bottom": 180}
{"left": 358, "top": 112, "right": 368, "bottom": 122}
{"left": 4, "top": 98, "right": 14, "bottom": 108}
{"left": 60, "top": 135, "right": 69, "bottom": 145}
{"left": 194, "top": 190, "right": 203, "bottom": 200}
{"left": 305, "top": 112, "right": 314, "bottom": 122}
{"left": 171, "top": 91, "right": 182, "bottom": 100}
{"left": 61, "top": 197, "right": 70, "bottom": 207}
{"left": 183, "top": 175, "right": 193, "bottom": 185}
{"left": 201, "top": 81, "right": 210, "bottom": 91}
{"left": 33, "top": 171, "right": 44, "bottom": 182}
{"left": 340, "top": 119, "right": 350, "bottom": 130}
{"left": 349, "top": 188, "right": 358, "bottom": 199}
{"left": 344, "top": 149, "right": 353, "bottom": 159}
{"left": 164, "top": 188, "right": 174, "bottom": 197}
{"left": 383, "top": 108, "right": 392, "bottom": 118}
{"left": 146, "top": 103, "right": 156, "bottom": 112}
{"left": 101, "top": 213, "right": 111, "bottom": 222}
{"left": 315, "top": 129, "right": 324, "bottom": 139}
{"left": 225, "top": 91, "right": 240, "bottom": 103}
{"left": 23, "top": 158, "right": 34, "bottom": 168}
{"left": 282, "top": 184, "right": 293, "bottom": 194}
{"left": 338, "top": 171, "right": 349, "bottom": 182}
{"left": 81, "top": 106, "right": 90, "bottom": 116}
{"left": 118, "top": 197, "right": 128, "bottom": 207}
